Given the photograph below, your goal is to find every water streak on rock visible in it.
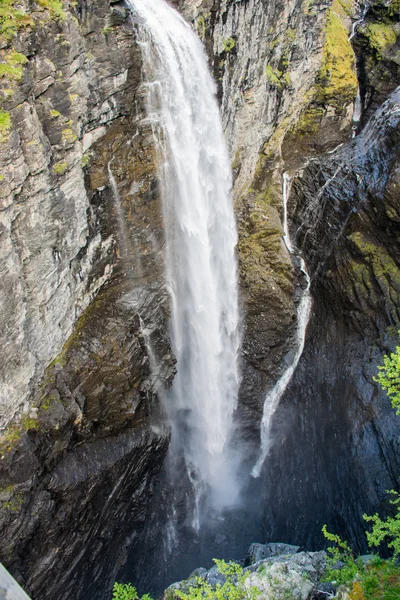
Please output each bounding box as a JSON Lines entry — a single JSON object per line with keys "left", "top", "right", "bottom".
{"left": 252, "top": 174, "right": 312, "bottom": 478}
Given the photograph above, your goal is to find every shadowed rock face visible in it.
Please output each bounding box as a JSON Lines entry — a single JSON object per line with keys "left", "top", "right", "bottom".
{"left": 260, "top": 88, "right": 400, "bottom": 551}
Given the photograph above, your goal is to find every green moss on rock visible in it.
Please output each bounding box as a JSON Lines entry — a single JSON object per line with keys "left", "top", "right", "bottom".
{"left": 0, "top": 109, "right": 11, "bottom": 142}
{"left": 363, "top": 22, "right": 397, "bottom": 59}
{"left": 0, "top": 0, "right": 33, "bottom": 39}
{"left": 350, "top": 232, "right": 400, "bottom": 292}
{"left": 53, "top": 160, "right": 68, "bottom": 174}
{"left": 315, "top": 1, "right": 358, "bottom": 110}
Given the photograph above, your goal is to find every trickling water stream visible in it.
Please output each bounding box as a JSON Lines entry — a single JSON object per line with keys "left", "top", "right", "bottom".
{"left": 252, "top": 174, "right": 313, "bottom": 478}
{"left": 127, "top": 0, "right": 240, "bottom": 525}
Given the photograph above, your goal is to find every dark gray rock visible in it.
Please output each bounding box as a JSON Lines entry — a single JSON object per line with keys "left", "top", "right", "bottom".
{"left": 311, "top": 582, "right": 336, "bottom": 599}
{"left": 245, "top": 542, "right": 300, "bottom": 565}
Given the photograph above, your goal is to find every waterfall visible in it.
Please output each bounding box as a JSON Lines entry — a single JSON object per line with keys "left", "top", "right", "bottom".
{"left": 252, "top": 174, "right": 313, "bottom": 478}
{"left": 350, "top": 1, "right": 370, "bottom": 136}
{"left": 128, "top": 0, "right": 240, "bottom": 519}
{"left": 349, "top": 1, "right": 370, "bottom": 41}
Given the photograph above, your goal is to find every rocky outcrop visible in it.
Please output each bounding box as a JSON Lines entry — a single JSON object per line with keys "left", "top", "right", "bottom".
{"left": 163, "top": 542, "right": 329, "bottom": 600}
{"left": 0, "top": 1, "right": 174, "bottom": 598}
{"left": 179, "top": 0, "right": 400, "bottom": 561}
{"left": 260, "top": 85, "right": 400, "bottom": 551}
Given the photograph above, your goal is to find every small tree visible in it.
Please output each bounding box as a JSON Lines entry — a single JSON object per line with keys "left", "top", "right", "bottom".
{"left": 364, "top": 491, "right": 400, "bottom": 558}
{"left": 363, "top": 343, "right": 400, "bottom": 558}
{"left": 373, "top": 337, "right": 400, "bottom": 414}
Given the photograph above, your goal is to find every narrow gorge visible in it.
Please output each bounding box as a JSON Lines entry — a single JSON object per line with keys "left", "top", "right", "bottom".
{"left": 0, "top": 0, "right": 399, "bottom": 599}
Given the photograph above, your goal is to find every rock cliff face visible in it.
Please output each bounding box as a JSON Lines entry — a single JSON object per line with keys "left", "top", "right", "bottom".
{"left": 179, "top": 0, "right": 360, "bottom": 448}
{"left": 0, "top": 1, "right": 174, "bottom": 598}
{"left": 0, "top": 0, "right": 400, "bottom": 599}
{"left": 179, "top": 0, "right": 400, "bottom": 559}
{"left": 261, "top": 86, "right": 400, "bottom": 550}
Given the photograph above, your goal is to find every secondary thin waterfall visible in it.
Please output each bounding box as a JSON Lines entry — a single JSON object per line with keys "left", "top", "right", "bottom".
{"left": 129, "top": 0, "right": 240, "bottom": 518}
{"left": 252, "top": 174, "right": 312, "bottom": 478}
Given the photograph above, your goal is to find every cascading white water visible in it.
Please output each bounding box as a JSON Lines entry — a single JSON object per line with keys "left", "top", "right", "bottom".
{"left": 349, "top": 0, "right": 370, "bottom": 40}
{"left": 128, "top": 0, "right": 240, "bottom": 518}
{"left": 350, "top": 1, "right": 370, "bottom": 136}
{"left": 352, "top": 89, "right": 362, "bottom": 137}
{"left": 252, "top": 173, "right": 313, "bottom": 478}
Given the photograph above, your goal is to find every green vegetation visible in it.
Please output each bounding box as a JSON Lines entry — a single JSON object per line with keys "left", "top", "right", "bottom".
{"left": 5, "top": 49, "right": 28, "bottom": 67}
{"left": 53, "top": 160, "right": 68, "bottom": 174}
{"left": 350, "top": 232, "right": 400, "bottom": 293}
{"left": 113, "top": 561, "right": 260, "bottom": 600}
{"left": 0, "top": 49, "right": 28, "bottom": 81}
{"left": 222, "top": 37, "right": 236, "bottom": 53}
{"left": 0, "top": 63, "right": 22, "bottom": 80}
{"left": 374, "top": 338, "right": 400, "bottom": 414}
{"left": 102, "top": 25, "right": 114, "bottom": 35}
{"left": 364, "top": 490, "right": 400, "bottom": 558}
{"left": 0, "top": 424, "right": 20, "bottom": 454}
{"left": 0, "top": 109, "right": 12, "bottom": 142}
{"left": 81, "top": 150, "right": 92, "bottom": 168}
{"left": 0, "top": 0, "right": 65, "bottom": 40}
{"left": 62, "top": 127, "right": 77, "bottom": 144}
{"left": 50, "top": 109, "right": 62, "bottom": 118}
{"left": 21, "top": 416, "right": 39, "bottom": 431}
{"left": 322, "top": 527, "right": 400, "bottom": 599}
{"left": 0, "top": 486, "right": 24, "bottom": 513}
{"left": 196, "top": 15, "right": 206, "bottom": 40}
{"left": 322, "top": 525, "right": 361, "bottom": 585}
{"left": 36, "top": 0, "right": 66, "bottom": 20}
{"left": 363, "top": 22, "right": 397, "bottom": 59}
{"left": 0, "top": 0, "right": 33, "bottom": 39}
{"left": 265, "top": 64, "right": 291, "bottom": 89}
{"left": 112, "top": 583, "right": 152, "bottom": 600}
{"left": 320, "top": 348, "right": 400, "bottom": 597}
{"left": 315, "top": 0, "right": 358, "bottom": 110}
{"left": 176, "top": 560, "right": 259, "bottom": 600}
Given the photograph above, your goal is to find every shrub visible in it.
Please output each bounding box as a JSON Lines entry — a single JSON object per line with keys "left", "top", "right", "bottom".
{"left": 112, "top": 583, "right": 139, "bottom": 600}
{"left": 321, "top": 525, "right": 362, "bottom": 585}
{"left": 374, "top": 338, "right": 400, "bottom": 414}
{"left": 364, "top": 490, "right": 400, "bottom": 558}
{"left": 112, "top": 583, "right": 153, "bottom": 600}
{"left": 175, "top": 560, "right": 259, "bottom": 600}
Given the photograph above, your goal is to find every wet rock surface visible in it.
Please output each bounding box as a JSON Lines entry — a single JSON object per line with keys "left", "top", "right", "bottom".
{"left": 260, "top": 88, "right": 400, "bottom": 551}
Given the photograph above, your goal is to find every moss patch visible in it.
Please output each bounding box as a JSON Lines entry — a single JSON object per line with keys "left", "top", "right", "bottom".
{"left": 0, "top": 109, "right": 11, "bottom": 142}
{"left": 62, "top": 127, "right": 77, "bottom": 144}
{"left": 36, "top": 0, "right": 66, "bottom": 20}
{"left": 0, "top": 485, "right": 24, "bottom": 513}
{"left": 363, "top": 22, "right": 397, "bottom": 59}
{"left": 0, "top": 424, "right": 20, "bottom": 454}
{"left": 53, "top": 160, "right": 68, "bottom": 174}
{"left": 315, "top": 0, "right": 358, "bottom": 110}
{"left": 265, "top": 64, "right": 291, "bottom": 89}
{"left": 350, "top": 232, "right": 400, "bottom": 293}
{"left": 0, "top": 0, "right": 33, "bottom": 39}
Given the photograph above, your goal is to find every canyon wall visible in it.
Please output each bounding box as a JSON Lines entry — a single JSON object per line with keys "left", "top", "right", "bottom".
{"left": 0, "top": 1, "right": 174, "bottom": 598}
{"left": 0, "top": 0, "right": 399, "bottom": 598}
{"left": 179, "top": 0, "right": 400, "bottom": 552}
